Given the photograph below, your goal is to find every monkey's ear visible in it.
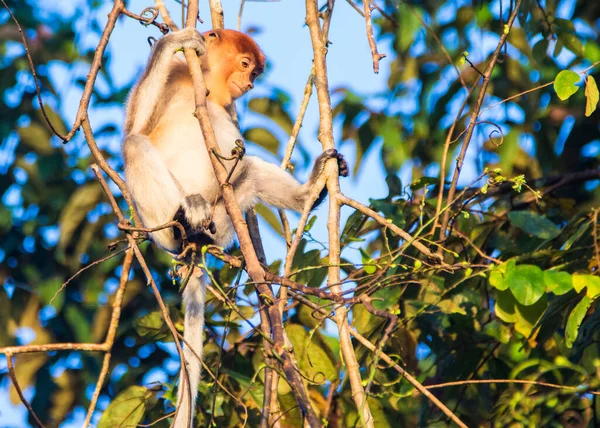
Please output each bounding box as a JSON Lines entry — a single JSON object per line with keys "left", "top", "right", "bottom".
{"left": 207, "top": 31, "right": 220, "bottom": 39}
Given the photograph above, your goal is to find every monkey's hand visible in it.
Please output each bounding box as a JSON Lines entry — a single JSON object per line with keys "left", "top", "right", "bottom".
{"left": 167, "top": 27, "right": 205, "bottom": 57}
{"left": 173, "top": 195, "right": 216, "bottom": 241}
{"left": 311, "top": 149, "right": 350, "bottom": 180}
{"left": 307, "top": 149, "right": 349, "bottom": 211}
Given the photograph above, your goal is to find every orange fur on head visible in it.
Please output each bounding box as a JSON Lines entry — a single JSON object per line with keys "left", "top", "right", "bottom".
{"left": 201, "top": 29, "right": 265, "bottom": 107}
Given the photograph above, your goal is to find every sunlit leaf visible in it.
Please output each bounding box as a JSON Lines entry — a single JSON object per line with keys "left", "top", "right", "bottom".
{"left": 18, "top": 122, "right": 53, "bottom": 155}
{"left": 572, "top": 274, "right": 600, "bottom": 298}
{"left": 553, "top": 70, "right": 580, "bottom": 101}
{"left": 248, "top": 96, "right": 293, "bottom": 134}
{"left": 565, "top": 296, "right": 593, "bottom": 348}
{"left": 98, "top": 386, "right": 150, "bottom": 428}
{"left": 543, "top": 270, "right": 573, "bottom": 295}
{"left": 286, "top": 324, "right": 337, "bottom": 382}
{"left": 584, "top": 75, "right": 599, "bottom": 117}
{"left": 506, "top": 264, "right": 545, "bottom": 306}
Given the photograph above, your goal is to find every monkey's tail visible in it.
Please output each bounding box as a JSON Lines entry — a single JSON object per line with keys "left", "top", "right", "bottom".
{"left": 173, "top": 272, "right": 206, "bottom": 428}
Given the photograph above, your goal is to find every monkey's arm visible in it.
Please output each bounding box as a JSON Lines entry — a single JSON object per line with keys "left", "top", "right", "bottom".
{"left": 125, "top": 28, "right": 205, "bottom": 135}
{"left": 243, "top": 149, "right": 348, "bottom": 212}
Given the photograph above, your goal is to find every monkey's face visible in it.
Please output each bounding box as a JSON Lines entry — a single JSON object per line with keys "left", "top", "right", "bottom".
{"left": 226, "top": 54, "right": 262, "bottom": 98}
{"left": 202, "top": 30, "right": 265, "bottom": 106}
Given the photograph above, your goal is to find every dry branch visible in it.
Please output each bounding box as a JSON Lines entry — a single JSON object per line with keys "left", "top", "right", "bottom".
{"left": 182, "top": 1, "right": 319, "bottom": 424}
{"left": 305, "top": 0, "right": 374, "bottom": 424}
{"left": 363, "top": 0, "right": 386, "bottom": 73}
{"left": 439, "top": 0, "right": 524, "bottom": 238}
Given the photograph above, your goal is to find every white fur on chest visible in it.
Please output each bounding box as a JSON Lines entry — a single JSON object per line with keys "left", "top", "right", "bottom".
{"left": 154, "top": 101, "right": 243, "bottom": 198}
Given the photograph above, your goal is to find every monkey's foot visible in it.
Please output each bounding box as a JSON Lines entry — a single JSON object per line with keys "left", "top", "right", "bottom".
{"left": 320, "top": 148, "right": 350, "bottom": 177}
{"left": 173, "top": 194, "right": 216, "bottom": 241}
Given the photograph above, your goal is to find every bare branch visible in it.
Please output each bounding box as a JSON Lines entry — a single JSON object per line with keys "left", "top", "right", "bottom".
{"left": 305, "top": 0, "right": 374, "bottom": 424}
{"left": 182, "top": 1, "right": 320, "bottom": 424}
{"left": 6, "top": 354, "right": 45, "bottom": 428}
{"left": 440, "top": 0, "right": 524, "bottom": 238}
{"left": 156, "top": 0, "right": 180, "bottom": 31}
{"left": 363, "top": 0, "right": 386, "bottom": 73}
{"left": 0, "top": 0, "right": 67, "bottom": 140}
{"left": 83, "top": 250, "right": 134, "bottom": 426}
{"left": 209, "top": 0, "right": 224, "bottom": 29}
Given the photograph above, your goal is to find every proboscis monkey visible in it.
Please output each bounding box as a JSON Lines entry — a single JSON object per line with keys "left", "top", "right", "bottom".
{"left": 122, "top": 27, "right": 348, "bottom": 427}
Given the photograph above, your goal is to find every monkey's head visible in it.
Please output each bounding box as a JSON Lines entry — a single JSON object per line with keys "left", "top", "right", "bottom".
{"left": 201, "top": 29, "right": 265, "bottom": 107}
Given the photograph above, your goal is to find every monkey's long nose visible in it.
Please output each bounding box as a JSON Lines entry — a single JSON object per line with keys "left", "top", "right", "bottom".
{"left": 246, "top": 82, "right": 254, "bottom": 90}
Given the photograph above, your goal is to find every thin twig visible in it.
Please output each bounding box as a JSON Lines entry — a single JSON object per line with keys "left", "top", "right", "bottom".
{"left": 425, "top": 378, "right": 600, "bottom": 394}
{"left": 64, "top": 1, "right": 125, "bottom": 142}
{"left": 1, "top": 0, "right": 67, "bottom": 140}
{"left": 338, "top": 193, "right": 442, "bottom": 261}
{"left": 156, "top": 0, "right": 180, "bottom": 31}
{"left": 50, "top": 247, "right": 128, "bottom": 305}
{"left": 363, "top": 0, "right": 386, "bottom": 73}
{"left": 440, "top": 0, "right": 524, "bottom": 238}
{"left": 345, "top": 0, "right": 364, "bottom": 16}
{"left": 83, "top": 250, "right": 134, "bottom": 426}
{"left": 237, "top": 0, "right": 246, "bottom": 32}
{"left": 121, "top": 7, "right": 169, "bottom": 34}
{"left": 6, "top": 354, "right": 45, "bottom": 428}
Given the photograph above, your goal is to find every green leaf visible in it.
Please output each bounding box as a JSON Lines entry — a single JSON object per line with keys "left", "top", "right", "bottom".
{"left": 409, "top": 176, "right": 438, "bottom": 191}
{"left": 508, "top": 211, "right": 561, "bottom": 240}
{"left": 532, "top": 39, "right": 548, "bottom": 64}
{"left": 379, "top": 116, "right": 406, "bottom": 169}
{"left": 254, "top": 203, "right": 283, "bottom": 236}
{"left": 506, "top": 264, "right": 545, "bottom": 306}
{"left": 585, "top": 75, "right": 599, "bottom": 117}
{"left": 286, "top": 324, "right": 337, "bottom": 382}
{"left": 248, "top": 96, "right": 293, "bottom": 134}
{"left": 543, "top": 271, "right": 573, "bottom": 295}
{"left": 304, "top": 215, "right": 317, "bottom": 232}
{"left": 572, "top": 274, "right": 600, "bottom": 298}
{"left": 489, "top": 263, "right": 509, "bottom": 291}
{"left": 565, "top": 296, "right": 593, "bottom": 348}
{"left": 58, "top": 183, "right": 103, "bottom": 252}
{"left": 243, "top": 127, "right": 280, "bottom": 155}
{"left": 98, "top": 386, "right": 150, "bottom": 428}
{"left": 495, "top": 289, "right": 517, "bottom": 323}
{"left": 558, "top": 32, "right": 585, "bottom": 57}
{"left": 134, "top": 311, "right": 172, "bottom": 341}
{"left": 554, "top": 70, "right": 580, "bottom": 101}
{"left": 483, "top": 320, "right": 511, "bottom": 344}
{"left": 341, "top": 209, "right": 367, "bottom": 246}
{"left": 17, "top": 122, "right": 53, "bottom": 155}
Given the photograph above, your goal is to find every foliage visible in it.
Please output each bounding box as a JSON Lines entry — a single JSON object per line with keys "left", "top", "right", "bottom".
{"left": 1, "top": 0, "right": 600, "bottom": 427}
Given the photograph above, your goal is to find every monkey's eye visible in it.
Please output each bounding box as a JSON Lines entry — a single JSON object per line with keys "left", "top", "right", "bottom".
{"left": 241, "top": 60, "right": 250, "bottom": 69}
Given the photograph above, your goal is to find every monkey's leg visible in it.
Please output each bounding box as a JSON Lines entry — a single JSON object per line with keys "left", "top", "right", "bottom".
{"left": 123, "top": 134, "right": 211, "bottom": 253}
